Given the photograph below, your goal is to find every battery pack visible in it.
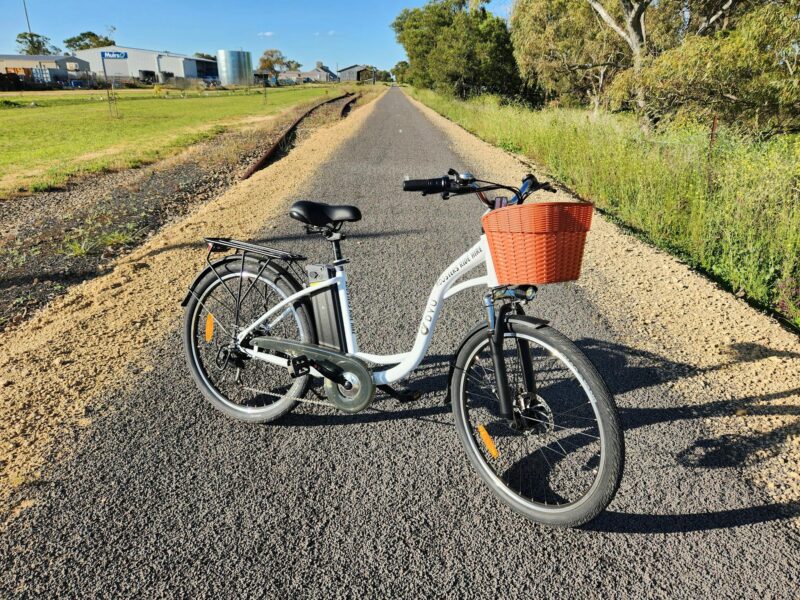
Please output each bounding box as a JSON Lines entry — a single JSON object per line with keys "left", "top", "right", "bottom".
{"left": 305, "top": 264, "right": 346, "bottom": 351}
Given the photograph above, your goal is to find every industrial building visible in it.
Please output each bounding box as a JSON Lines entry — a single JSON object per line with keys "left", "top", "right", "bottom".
{"left": 280, "top": 61, "right": 338, "bottom": 84}
{"left": 74, "top": 45, "right": 218, "bottom": 82}
{"left": 217, "top": 50, "right": 253, "bottom": 87}
{"left": 302, "top": 62, "right": 339, "bottom": 82}
{"left": 338, "top": 65, "right": 370, "bottom": 82}
{"left": 0, "top": 54, "right": 90, "bottom": 84}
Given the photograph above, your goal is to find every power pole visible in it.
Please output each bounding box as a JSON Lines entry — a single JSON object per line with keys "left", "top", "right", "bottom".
{"left": 22, "top": 0, "right": 45, "bottom": 78}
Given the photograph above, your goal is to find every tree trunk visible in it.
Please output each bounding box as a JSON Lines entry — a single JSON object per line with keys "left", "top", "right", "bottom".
{"left": 587, "top": 1, "right": 652, "bottom": 128}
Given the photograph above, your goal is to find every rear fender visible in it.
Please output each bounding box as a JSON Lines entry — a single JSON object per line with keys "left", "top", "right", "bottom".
{"left": 180, "top": 254, "right": 305, "bottom": 307}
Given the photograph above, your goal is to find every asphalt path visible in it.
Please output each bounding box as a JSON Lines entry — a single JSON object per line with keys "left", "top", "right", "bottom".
{"left": 2, "top": 88, "right": 797, "bottom": 597}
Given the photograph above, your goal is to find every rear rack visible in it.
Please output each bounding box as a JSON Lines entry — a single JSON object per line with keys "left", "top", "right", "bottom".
{"left": 204, "top": 237, "right": 306, "bottom": 262}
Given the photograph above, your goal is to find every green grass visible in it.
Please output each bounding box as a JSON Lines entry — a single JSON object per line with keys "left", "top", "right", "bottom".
{"left": 409, "top": 88, "right": 800, "bottom": 328}
{"left": 62, "top": 221, "right": 141, "bottom": 257}
{"left": 0, "top": 86, "right": 339, "bottom": 197}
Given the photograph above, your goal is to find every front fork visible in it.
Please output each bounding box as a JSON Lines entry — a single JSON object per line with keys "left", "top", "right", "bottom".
{"left": 484, "top": 291, "right": 536, "bottom": 422}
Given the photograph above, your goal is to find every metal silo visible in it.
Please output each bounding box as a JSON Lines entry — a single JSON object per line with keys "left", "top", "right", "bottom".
{"left": 216, "top": 50, "right": 253, "bottom": 86}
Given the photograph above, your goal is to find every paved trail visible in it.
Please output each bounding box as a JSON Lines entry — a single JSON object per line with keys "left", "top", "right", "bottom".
{"left": 2, "top": 88, "right": 797, "bottom": 598}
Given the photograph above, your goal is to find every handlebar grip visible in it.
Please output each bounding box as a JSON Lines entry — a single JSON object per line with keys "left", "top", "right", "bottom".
{"left": 403, "top": 177, "right": 450, "bottom": 194}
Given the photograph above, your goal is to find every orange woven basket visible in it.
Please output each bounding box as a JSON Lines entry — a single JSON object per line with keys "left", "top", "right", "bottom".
{"left": 482, "top": 201, "right": 593, "bottom": 285}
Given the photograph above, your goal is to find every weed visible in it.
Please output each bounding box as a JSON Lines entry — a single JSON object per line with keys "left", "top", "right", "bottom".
{"left": 410, "top": 89, "right": 800, "bottom": 328}
{"left": 62, "top": 222, "right": 140, "bottom": 257}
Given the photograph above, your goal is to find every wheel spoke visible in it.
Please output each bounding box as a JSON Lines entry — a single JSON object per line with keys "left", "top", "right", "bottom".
{"left": 188, "top": 269, "right": 309, "bottom": 415}
{"left": 458, "top": 330, "right": 610, "bottom": 513}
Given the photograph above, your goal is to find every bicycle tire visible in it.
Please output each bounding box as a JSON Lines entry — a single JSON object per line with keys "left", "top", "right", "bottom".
{"left": 183, "top": 256, "right": 315, "bottom": 423}
{"left": 450, "top": 316, "right": 624, "bottom": 527}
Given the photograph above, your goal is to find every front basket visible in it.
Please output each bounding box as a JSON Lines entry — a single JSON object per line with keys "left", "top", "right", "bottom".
{"left": 482, "top": 201, "right": 593, "bottom": 285}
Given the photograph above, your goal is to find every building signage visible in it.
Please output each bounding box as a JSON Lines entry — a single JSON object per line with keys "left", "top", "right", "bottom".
{"left": 101, "top": 51, "right": 128, "bottom": 59}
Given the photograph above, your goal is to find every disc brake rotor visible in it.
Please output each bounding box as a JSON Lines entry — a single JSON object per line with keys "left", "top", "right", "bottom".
{"left": 514, "top": 394, "right": 554, "bottom": 435}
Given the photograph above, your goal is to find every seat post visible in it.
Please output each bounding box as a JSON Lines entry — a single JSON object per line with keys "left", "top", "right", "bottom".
{"left": 325, "top": 230, "right": 344, "bottom": 262}
{"left": 331, "top": 239, "right": 343, "bottom": 261}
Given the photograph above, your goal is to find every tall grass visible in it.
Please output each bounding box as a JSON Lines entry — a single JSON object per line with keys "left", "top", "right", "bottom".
{"left": 409, "top": 89, "right": 800, "bottom": 327}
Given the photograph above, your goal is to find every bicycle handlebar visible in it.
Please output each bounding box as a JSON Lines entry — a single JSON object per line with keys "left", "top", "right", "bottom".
{"left": 402, "top": 177, "right": 451, "bottom": 194}
{"left": 403, "top": 171, "right": 556, "bottom": 205}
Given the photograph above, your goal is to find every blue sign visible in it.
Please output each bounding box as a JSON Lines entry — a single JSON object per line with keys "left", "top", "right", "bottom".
{"left": 101, "top": 51, "right": 128, "bottom": 59}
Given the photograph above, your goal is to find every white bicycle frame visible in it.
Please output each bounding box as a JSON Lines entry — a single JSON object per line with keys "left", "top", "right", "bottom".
{"left": 237, "top": 235, "right": 500, "bottom": 385}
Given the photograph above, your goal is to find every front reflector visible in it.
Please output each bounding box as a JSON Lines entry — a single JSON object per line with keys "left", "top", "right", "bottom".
{"left": 477, "top": 424, "right": 499, "bottom": 459}
{"left": 205, "top": 314, "right": 214, "bottom": 342}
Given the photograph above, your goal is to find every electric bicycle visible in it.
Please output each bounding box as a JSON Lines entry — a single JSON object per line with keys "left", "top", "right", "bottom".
{"left": 181, "top": 170, "right": 624, "bottom": 527}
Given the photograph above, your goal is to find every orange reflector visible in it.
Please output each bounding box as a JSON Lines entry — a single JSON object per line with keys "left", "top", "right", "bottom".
{"left": 204, "top": 314, "right": 214, "bottom": 342}
{"left": 477, "top": 425, "right": 499, "bottom": 459}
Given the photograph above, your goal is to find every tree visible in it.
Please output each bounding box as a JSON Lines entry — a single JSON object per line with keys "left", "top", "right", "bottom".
{"left": 193, "top": 52, "right": 216, "bottom": 61}
{"left": 258, "top": 49, "right": 299, "bottom": 85}
{"left": 16, "top": 32, "right": 60, "bottom": 55}
{"left": 392, "top": 60, "right": 410, "bottom": 83}
{"left": 63, "top": 31, "right": 116, "bottom": 52}
{"left": 393, "top": 0, "right": 464, "bottom": 88}
{"left": 584, "top": 0, "right": 652, "bottom": 110}
{"left": 609, "top": 0, "right": 800, "bottom": 134}
{"left": 285, "top": 60, "right": 302, "bottom": 71}
{"left": 393, "top": 0, "right": 519, "bottom": 97}
{"left": 511, "top": 0, "right": 629, "bottom": 109}
{"left": 584, "top": 1, "right": 749, "bottom": 111}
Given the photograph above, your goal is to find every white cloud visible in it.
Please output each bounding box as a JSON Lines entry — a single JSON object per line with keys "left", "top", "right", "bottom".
{"left": 258, "top": 31, "right": 274, "bottom": 37}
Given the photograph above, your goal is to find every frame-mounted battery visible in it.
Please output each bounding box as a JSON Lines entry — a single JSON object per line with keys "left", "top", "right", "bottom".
{"left": 305, "top": 264, "right": 347, "bottom": 351}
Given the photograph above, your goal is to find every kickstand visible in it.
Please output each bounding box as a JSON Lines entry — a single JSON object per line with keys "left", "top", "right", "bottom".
{"left": 378, "top": 384, "right": 423, "bottom": 404}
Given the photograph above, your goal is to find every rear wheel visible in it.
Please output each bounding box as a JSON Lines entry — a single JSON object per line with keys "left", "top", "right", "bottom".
{"left": 183, "top": 257, "right": 314, "bottom": 423}
{"left": 450, "top": 317, "right": 624, "bottom": 527}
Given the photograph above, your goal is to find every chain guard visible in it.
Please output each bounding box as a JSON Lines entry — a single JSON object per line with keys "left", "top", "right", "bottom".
{"left": 250, "top": 337, "right": 375, "bottom": 413}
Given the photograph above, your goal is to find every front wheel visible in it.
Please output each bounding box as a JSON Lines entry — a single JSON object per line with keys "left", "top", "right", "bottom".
{"left": 450, "top": 317, "right": 624, "bottom": 527}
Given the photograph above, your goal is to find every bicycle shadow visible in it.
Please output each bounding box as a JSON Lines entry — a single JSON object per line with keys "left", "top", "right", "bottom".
{"left": 579, "top": 338, "right": 800, "bottom": 533}
{"left": 584, "top": 502, "right": 800, "bottom": 534}
{"left": 574, "top": 338, "right": 800, "bottom": 471}
{"left": 273, "top": 336, "right": 800, "bottom": 534}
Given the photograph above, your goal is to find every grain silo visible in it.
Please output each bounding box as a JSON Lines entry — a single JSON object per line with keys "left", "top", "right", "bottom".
{"left": 216, "top": 50, "right": 253, "bottom": 86}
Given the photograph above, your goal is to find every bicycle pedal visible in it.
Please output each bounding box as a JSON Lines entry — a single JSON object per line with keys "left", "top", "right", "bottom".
{"left": 290, "top": 355, "right": 310, "bottom": 378}
{"left": 378, "top": 384, "right": 423, "bottom": 404}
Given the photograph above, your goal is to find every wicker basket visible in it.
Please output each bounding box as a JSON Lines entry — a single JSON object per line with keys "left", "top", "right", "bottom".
{"left": 482, "top": 201, "right": 593, "bottom": 285}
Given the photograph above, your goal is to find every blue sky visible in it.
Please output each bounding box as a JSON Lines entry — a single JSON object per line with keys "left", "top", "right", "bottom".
{"left": 1, "top": 0, "right": 511, "bottom": 71}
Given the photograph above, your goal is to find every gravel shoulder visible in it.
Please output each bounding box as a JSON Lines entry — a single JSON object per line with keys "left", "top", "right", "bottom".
{"left": 406, "top": 91, "right": 800, "bottom": 521}
{"left": 0, "top": 92, "right": 384, "bottom": 522}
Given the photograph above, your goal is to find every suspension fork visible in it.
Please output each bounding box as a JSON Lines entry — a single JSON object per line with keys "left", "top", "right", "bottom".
{"left": 513, "top": 303, "right": 537, "bottom": 401}
{"left": 484, "top": 296, "right": 537, "bottom": 422}
{"left": 484, "top": 294, "right": 514, "bottom": 420}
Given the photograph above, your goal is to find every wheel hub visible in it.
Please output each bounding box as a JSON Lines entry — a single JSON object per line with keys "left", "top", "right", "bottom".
{"left": 512, "top": 394, "right": 554, "bottom": 435}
